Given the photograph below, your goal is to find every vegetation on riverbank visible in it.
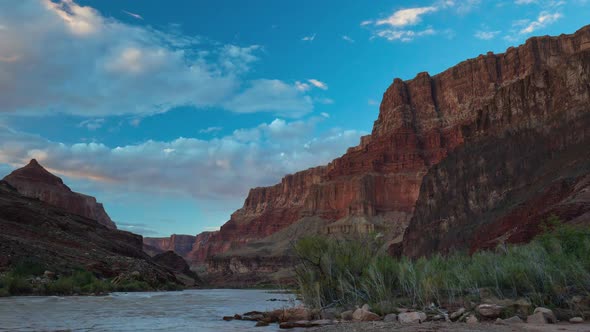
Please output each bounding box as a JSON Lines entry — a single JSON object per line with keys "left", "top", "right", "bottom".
{"left": 294, "top": 217, "right": 590, "bottom": 313}
{"left": 0, "top": 262, "right": 182, "bottom": 297}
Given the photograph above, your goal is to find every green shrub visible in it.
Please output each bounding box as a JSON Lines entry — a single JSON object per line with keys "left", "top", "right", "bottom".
{"left": 294, "top": 218, "right": 590, "bottom": 310}
{"left": 3, "top": 274, "right": 33, "bottom": 295}
{"left": 11, "top": 260, "right": 45, "bottom": 277}
{"left": 114, "top": 280, "right": 151, "bottom": 292}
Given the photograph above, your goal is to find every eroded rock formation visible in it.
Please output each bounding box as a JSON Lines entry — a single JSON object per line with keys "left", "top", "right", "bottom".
{"left": 192, "top": 26, "right": 590, "bottom": 271}
{"left": 3, "top": 159, "right": 116, "bottom": 229}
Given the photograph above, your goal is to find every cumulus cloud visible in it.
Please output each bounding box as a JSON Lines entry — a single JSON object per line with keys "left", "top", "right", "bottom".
{"left": 0, "top": 1, "right": 315, "bottom": 118}
{"left": 0, "top": 119, "right": 366, "bottom": 201}
{"left": 376, "top": 7, "right": 437, "bottom": 27}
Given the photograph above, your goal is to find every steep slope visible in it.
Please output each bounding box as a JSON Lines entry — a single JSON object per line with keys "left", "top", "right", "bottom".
{"left": 191, "top": 25, "right": 590, "bottom": 271}
{"left": 0, "top": 180, "right": 179, "bottom": 285}
{"left": 3, "top": 159, "right": 116, "bottom": 229}
{"left": 152, "top": 251, "right": 202, "bottom": 286}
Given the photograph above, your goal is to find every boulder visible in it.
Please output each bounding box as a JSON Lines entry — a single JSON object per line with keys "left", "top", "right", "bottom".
{"left": 352, "top": 308, "right": 381, "bottom": 321}
{"left": 503, "top": 316, "right": 524, "bottom": 324}
{"left": 466, "top": 315, "right": 479, "bottom": 324}
{"left": 570, "top": 317, "right": 584, "bottom": 323}
{"left": 533, "top": 307, "right": 557, "bottom": 323}
{"left": 398, "top": 312, "right": 427, "bottom": 324}
{"left": 450, "top": 308, "right": 465, "bottom": 321}
{"left": 341, "top": 310, "right": 354, "bottom": 321}
{"left": 527, "top": 312, "right": 549, "bottom": 324}
{"left": 477, "top": 304, "right": 504, "bottom": 318}
{"left": 383, "top": 313, "right": 397, "bottom": 322}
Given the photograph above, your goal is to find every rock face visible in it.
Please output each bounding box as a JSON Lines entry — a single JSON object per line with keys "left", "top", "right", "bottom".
{"left": 3, "top": 159, "right": 116, "bottom": 229}
{"left": 401, "top": 26, "right": 590, "bottom": 257}
{"left": 192, "top": 26, "right": 590, "bottom": 274}
{"left": 0, "top": 180, "right": 178, "bottom": 285}
{"left": 152, "top": 251, "right": 202, "bottom": 286}
{"left": 143, "top": 234, "right": 196, "bottom": 257}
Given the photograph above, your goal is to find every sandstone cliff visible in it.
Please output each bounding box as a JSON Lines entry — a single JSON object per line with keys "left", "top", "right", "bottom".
{"left": 401, "top": 27, "right": 590, "bottom": 257}
{"left": 143, "top": 234, "right": 196, "bottom": 257}
{"left": 3, "top": 159, "right": 116, "bottom": 229}
{"left": 191, "top": 26, "right": 590, "bottom": 273}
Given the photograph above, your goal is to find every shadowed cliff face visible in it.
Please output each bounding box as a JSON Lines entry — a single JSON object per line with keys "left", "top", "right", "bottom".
{"left": 191, "top": 25, "right": 590, "bottom": 267}
{"left": 0, "top": 181, "right": 178, "bottom": 285}
{"left": 3, "top": 159, "right": 116, "bottom": 229}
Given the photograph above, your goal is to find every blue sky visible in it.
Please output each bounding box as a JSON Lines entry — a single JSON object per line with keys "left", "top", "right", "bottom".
{"left": 0, "top": 0, "right": 588, "bottom": 237}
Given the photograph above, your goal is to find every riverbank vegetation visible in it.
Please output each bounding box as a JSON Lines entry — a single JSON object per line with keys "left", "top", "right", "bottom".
{"left": 0, "top": 263, "right": 182, "bottom": 296}
{"left": 294, "top": 217, "right": 590, "bottom": 314}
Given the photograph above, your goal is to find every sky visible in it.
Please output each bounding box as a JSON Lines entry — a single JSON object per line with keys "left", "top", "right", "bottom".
{"left": 0, "top": 0, "right": 588, "bottom": 237}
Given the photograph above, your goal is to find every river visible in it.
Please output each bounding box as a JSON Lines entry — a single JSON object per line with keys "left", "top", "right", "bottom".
{"left": 0, "top": 289, "right": 300, "bottom": 331}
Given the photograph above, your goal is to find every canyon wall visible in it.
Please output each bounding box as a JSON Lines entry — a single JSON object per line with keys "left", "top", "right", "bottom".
{"left": 191, "top": 26, "right": 590, "bottom": 270}
{"left": 3, "top": 159, "right": 116, "bottom": 229}
{"left": 143, "top": 234, "right": 196, "bottom": 257}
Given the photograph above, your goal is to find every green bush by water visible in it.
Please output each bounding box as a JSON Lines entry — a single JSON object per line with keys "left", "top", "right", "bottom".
{"left": 294, "top": 218, "right": 590, "bottom": 310}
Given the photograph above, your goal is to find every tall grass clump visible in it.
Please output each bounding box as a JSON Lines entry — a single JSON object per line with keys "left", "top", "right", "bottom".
{"left": 294, "top": 218, "right": 590, "bottom": 310}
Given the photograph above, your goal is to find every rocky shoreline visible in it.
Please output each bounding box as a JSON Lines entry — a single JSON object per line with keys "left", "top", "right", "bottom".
{"left": 224, "top": 298, "right": 589, "bottom": 330}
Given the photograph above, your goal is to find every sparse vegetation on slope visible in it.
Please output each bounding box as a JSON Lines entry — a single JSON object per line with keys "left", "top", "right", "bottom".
{"left": 294, "top": 217, "right": 590, "bottom": 313}
{"left": 0, "top": 261, "right": 182, "bottom": 297}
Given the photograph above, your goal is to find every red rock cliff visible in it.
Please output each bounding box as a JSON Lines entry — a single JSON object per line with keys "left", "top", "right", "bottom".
{"left": 3, "top": 159, "right": 117, "bottom": 229}
{"left": 192, "top": 25, "right": 590, "bottom": 264}
{"left": 401, "top": 26, "right": 590, "bottom": 257}
{"left": 143, "top": 234, "right": 196, "bottom": 257}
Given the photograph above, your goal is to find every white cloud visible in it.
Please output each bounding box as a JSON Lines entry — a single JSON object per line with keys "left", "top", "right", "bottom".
{"left": 0, "top": 1, "right": 314, "bottom": 118}
{"left": 376, "top": 7, "right": 437, "bottom": 27}
{"left": 342, "top": 35, "right": 355, "bottom": 43}
{"left": 302, "top": 33, "right": 316, "bottom": 41}
{"left": 199, "top": 126, "right": 223, "bottom": 134}
{"left": 519, "top": 11, "right": 562, "bottom": 34}
{"left": 122, "top": 10, "right": 143, "bottom": 20}
{"left": 515, "top": 0, "right": 537, "bottom": 4}
{"left": 308, "top": 79, "right": 328, "bottom": 90}
{"left": 320, "top": 112, "right": 330, "bottom": 118}
{"left": 0, "top": 119, "right": 366, "bottom": 200}
{"left": 474, "top": 30, "right": 501, "bottom": 40}
{"left": 375, "top": 28, "right": 436, "bottom": 42}
{"left": 360, "top": 20, "right": 373, "bottom": 26}
{"left": 295, "top": 81, "right": 311, "bottom": 92}
{"left": 78, "top": 118, "right": 105, "bottom": 131}
{"left": 315, "top": 98, "right": 334, "bottom": 105}
{"left": 223, "top": 80, "right": 313, "bottom": 117}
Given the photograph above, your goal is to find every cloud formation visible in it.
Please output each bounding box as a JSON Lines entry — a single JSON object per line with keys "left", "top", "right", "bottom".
{"left": 0, "top": 118, "right": 365, "bottom": 201}
{"left": 0, "top": 1, "right": 318, "bottom": 118}
{"left": 376, "top": 7, "right": 437, "bottom": 27}
{"left": 519, "top": 12, "right": 562, "bottom": 34}
{"left": 474, "top": 30, "right": 501, "bottom": 40}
